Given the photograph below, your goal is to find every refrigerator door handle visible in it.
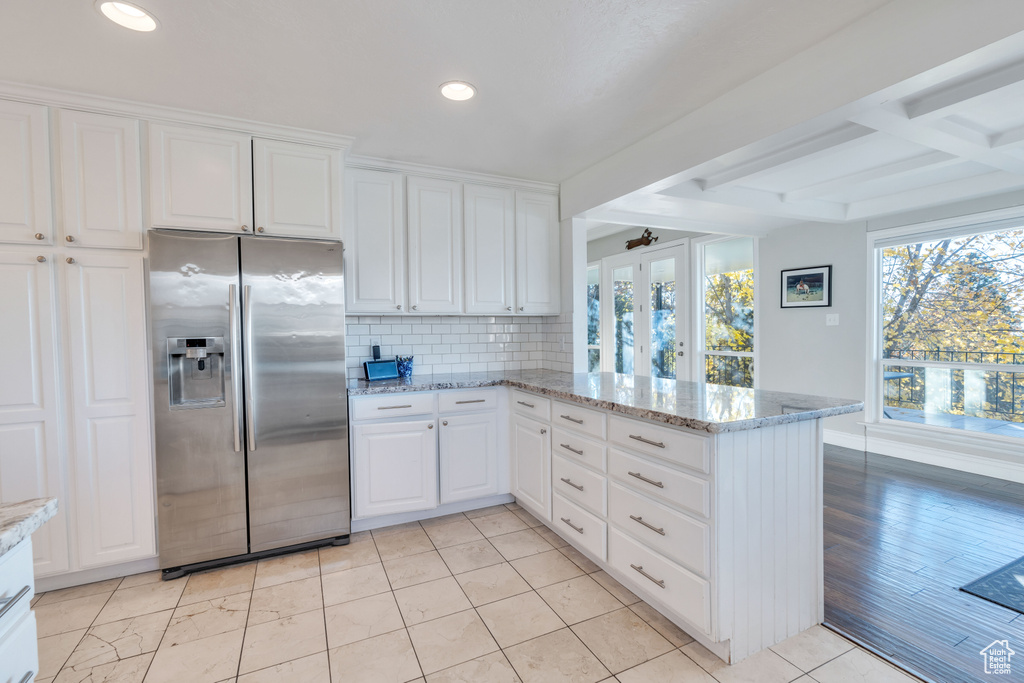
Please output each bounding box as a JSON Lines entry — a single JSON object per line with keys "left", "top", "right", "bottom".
{"left": 229, "top": 284, "right": 242, "bottom": 452}
{"left": 243, "top": 284, "right": 257, "bottom": 451}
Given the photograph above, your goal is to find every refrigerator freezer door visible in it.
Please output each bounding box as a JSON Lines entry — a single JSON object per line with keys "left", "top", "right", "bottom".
{"left": 150, "top": 230, "right": 248, "bottom": 568}
{"left": 240, "top": 236, "right": 349, "bottom": 552}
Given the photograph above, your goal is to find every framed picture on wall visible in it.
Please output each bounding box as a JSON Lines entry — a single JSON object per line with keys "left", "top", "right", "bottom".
{"left": 781, "top": 265, "right": 832, "bottom": 308}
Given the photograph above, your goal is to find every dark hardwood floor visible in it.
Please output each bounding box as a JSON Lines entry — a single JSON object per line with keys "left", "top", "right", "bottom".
{"left": 824, "top": 445, "right": 1024, "bottom": 683}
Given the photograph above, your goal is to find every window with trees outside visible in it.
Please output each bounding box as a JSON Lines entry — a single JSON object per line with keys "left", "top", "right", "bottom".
{"left": 587, "top": 264, "right": 600, "bottom": 371}
{"left": 703, "top": 238, "right": 755, "bottom": 388}
{"left": 880, "top": 226, "right": 1024, "bottom": 437}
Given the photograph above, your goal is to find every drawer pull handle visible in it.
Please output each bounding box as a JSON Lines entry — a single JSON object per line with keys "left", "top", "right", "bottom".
{"left": 560, "top": 517, "right": 584, "bottom": 534}
{"left": 560, "top": 414, "right": 584, "bottom": 424}
{"left": 628, "top": 471, "right": 665, "bottom": 488}
{"left": 560, "top": 443, "right": 584, "bottom": 456}
{"left": 630, "top": 564, "right": 666, "bottom": 588}
{"left": 456, "top": 399, "right": 486, "bottom": 404}
{"left": 0, "top": 585, "right": 30, "bottom": 621}
{"left": 629, "top": 515, "right": 666, "bottom": 536}
{"left": 19, "top": 673, "right": 34, "bottom": 683}
{"left": 517, "top": 400, "right": 535, "bottom": 408}
{"left": 629, "top": 434, "right": 666, "bottom": 448}
{"left": 560, "top": 477, "right": 584, "bottom": 491}
{"left": 378, "top": 404, "right": 413, "bottom": 410}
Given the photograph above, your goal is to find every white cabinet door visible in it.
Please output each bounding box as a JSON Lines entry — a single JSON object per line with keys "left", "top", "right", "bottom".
{"left": 439, "top": 412, "right": 499, "bottom": 504}
{"left": 352, "top": 419, "right": 438, "bottom": 518}
{"left": 512, "top": 415, "right": 550, "bottom": 520}
{"left": 344, "top": 169, "right": 406, "bottom": 313}
{"left": 253, "top": 138, "right": 342, "bottom": 241}
{"left": 515, "top": 191, "right": 560, "bottom": 315}
{"left": 63, "top": 252, "right": 155, "bottom": 567}
{"left": 407, "top": 176, "right": 462, "bottom": 313}
{"left": 464, "top": 184, "right": 514, "bottom": 314}
{"left": 0, "top": 101, "right": 52, "bottom": 245}
{"left": 149, "top": 123, "right": 253, "bottom": 233}
{"left": 59, "top": 110, "right": 143, "bottom": 250}
{"left": 0, "top": 251, "right": 69, "bottom": 576}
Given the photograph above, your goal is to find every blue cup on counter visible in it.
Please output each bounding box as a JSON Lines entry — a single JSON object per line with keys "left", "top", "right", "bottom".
{"left": 396, "top": 355, "right": 414, "bottom": 377}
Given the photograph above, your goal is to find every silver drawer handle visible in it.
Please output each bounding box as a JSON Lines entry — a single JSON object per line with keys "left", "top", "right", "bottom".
{"left": 630, "top": 564, "right": 666, "bottom": 588}
{"left": 378, "top": 404, "right": 413, "bottom": 410}
{"left": 560, "top": 443, "right": 583, "bottom": 456}
{"left": 456, "top": 399, "right": 486, "bottom": 405}
{"left": 560, "top": 477, "right": 584, "bottom": 491}
{"left": 629, "top": 434, "right": 666, "bottom": 448}
{"left": 517, "top": 400, "right": 535, "bottom": 408}
{"left": 629, "top": 515, "right": 666, "bottom": 536}
{"left": 560, "top": 414, "right": 584, "bottom": 424}
{"left": 19, "top": 673, "right": 34, "bottom": 683}
{"left": 560, "top": 517, "right": 584, "bottom": 534}
{"left": 628, "top": 471, "right": 665, "bottom": 488}
{"left": 0, "top": 585, "right": 30, "bottom": 621}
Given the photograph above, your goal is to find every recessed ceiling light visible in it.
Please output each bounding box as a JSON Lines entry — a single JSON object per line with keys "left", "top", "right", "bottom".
{"left": 96, "top": 1, "right": 159, "bottom": 32}
{"left": 440, "top": 81, "right": 476, "bottom": 101}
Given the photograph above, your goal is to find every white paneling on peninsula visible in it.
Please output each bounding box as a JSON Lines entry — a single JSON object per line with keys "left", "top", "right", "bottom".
{"left": 348, "top": 370, "right": 862, "bottom": 664}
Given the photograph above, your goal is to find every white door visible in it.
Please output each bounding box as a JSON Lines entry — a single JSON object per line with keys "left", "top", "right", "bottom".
{"left": 63, "top": 251, "right": 155, "bottom": 567}
{"left": 148, "top": 123, "right": 253, "bottom": 233}
{"left": 439, "top": 412, "right": 499, "bottom": 504}
{"left": 344, "top": 169, "right": 406, "bottom": 313}
{"left": 0, "top": 251, "right": 69, "bottom": 575}
{"left": 0, "top": 100, "right": 52, "bottom": 245}
{"left": 252, "top": 138, "right": 342, "bottom": 240}
{"left": 512, "top": 415, "right": 550, "bottom": 520}
{"left": 407, "top": 176, "right": 462, "bottom": 313}
{"left": 59, "top": 110, "right": 143, "bottom": 250}
{"left": 352, "top": 419, "right": 438, "bottom": 518}
{"left": 515, "top": 191, "right": 559, "bottom": 315}
{"left": 464, "top": 184, "right": 514, "bottom": 314}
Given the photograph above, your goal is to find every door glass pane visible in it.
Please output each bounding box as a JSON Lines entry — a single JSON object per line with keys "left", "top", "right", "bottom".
{"left": 650, "top": 257, "right": 677, "bottom": 379}
{"left": 613, "top": 265, "right": 634, "bottom": 374}
{"left": 587, "top": 265, "right": 600, "bottom": 372}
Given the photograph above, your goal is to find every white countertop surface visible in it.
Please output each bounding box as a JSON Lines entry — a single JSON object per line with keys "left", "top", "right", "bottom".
{"left": 0, "top": 497, "right": 57, "bottom": 559}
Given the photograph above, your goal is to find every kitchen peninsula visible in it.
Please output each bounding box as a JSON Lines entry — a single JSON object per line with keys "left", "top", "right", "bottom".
{"left": 348, "top": 370, "right": 862, "bottom": 663}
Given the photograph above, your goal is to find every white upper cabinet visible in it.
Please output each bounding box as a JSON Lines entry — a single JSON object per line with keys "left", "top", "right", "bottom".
{"left": 59, "top": 110, "right": 143, "bottom": 250}
{"left": 252, "top": 138, "right": 342, "bottom": 240}
{"left": 464, "top": 184, "right": 515, "bottom": 314}
{"left": 63, "top": 251, "right": 155, "bottom": 567}
{"left": 345, "top": 169, "right": 406, "bottom": 313}
{"left": 0, "top": 251, "right": 69, "bottom": 576}
{"left": 407, "top": 176, "right": 463, "bottom": 313}
{"left": 149, "top": 123, "right": 253, "bottom": 233}
{"left": 515, "top": 191, "right": 560, "bottom": 315}
{"left": 0, "top": 101, "right": 52, "bottom": 246}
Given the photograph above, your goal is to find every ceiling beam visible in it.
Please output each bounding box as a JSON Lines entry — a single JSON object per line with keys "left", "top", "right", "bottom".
{"left": 580, "top": 207, "right": 775, "bottom": 238}
{"left": 782, "top": 150, "right": 959, "bottom": 202}
{"left": 846, "top": 170, "right": 1024, "bottom": 219}
{"left": 903, "top": 58, "right": 1024, "bottom": 121}
{"left": 663, "top": 181, "right": 848, "bottom": 222}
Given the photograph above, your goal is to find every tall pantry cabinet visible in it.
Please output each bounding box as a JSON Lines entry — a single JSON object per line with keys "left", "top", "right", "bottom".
{"left": 0, "top": 100, "right": 154, "bottom": 577}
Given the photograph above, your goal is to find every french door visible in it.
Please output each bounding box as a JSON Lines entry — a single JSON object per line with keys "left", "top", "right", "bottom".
{"left": 600, "top": 244, "right": 689, "bottom": 380}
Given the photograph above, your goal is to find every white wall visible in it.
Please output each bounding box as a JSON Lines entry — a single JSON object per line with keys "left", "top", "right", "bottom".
{"left": 587, "top": 228, "right": 698, "bottom": 262}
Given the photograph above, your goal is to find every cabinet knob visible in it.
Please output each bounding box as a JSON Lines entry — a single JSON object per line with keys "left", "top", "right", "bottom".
{"left": 396, "top": 305, "right": 402, "bottom": 310}
{"left": 66, "top": 235, "right": 75, "bottom": 242}
{"left": 66, "top": 257, "right": 76, "bottom": 264}
{"left": 257, "top": 227, "right": 264, "bottom": 233}
{"left": 428, "top": 423, "right": 433, "bottom": 429}
{"left": 36, "top": 255, "right": 46, "bottom": 263}
{"left": 34, "top": 233, "right": 44, "bottom": 240}
{"left": 506, "top": 306, "right": 512, "bottom": 311}
{"left": 519, "top": 307, "right": 525, "bottom": 312}
{"left": 540, "top": 428, "right": 547, "bottom": 434}
{"left": 412, "top": 305, "right": 418, "bottom": 311}
{"left": 241, "top": 225, "right": 249, "bottom": 232}
{"left": 443, "top": 420, "right": 448, "bottom": 426}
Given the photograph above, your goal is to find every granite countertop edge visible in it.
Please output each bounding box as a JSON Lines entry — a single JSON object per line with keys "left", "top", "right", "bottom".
{"left": 347, "top": 372, "right": 863, "bottom": 433}
{"left": 0, "top": 497, "right": 58, "bottom": 559}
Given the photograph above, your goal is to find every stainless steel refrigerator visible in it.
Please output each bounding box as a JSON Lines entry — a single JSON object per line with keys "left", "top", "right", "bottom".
{"left": 148, "top": 229, "right": 349, "bottom": 577}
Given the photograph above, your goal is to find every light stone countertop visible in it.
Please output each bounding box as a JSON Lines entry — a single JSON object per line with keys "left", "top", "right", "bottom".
{"left": 0, "top": 497, "right": 57, "bottom": 559}
{"left": 348, "top": 369, "right": 863, "bottom": 433}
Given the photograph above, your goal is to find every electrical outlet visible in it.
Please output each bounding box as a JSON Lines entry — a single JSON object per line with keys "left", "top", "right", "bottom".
{"left": 370, "top": 336, "right": 381, "bottom": 348}
{"left": 826, "top": 314, "right": 839, "bottom": 326}
{"left": 559, "top": 335, "right": 566, "bottom": 351}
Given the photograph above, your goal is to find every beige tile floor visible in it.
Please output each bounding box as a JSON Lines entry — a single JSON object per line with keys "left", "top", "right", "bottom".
{"left": 32, "top": 502, "right": 921, "bottom": 682}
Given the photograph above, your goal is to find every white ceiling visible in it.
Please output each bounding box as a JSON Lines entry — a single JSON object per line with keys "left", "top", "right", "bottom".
{"left": 0, "top": 0, "right": 890, "bottom": 183}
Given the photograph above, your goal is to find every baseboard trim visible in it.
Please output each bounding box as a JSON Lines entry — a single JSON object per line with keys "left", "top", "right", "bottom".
{"left": 351, "top": 493, "right": 514, "bottom": 533}
{"left": 37, "top": 556, "right": 160, "bottom": 592}
{"left": 823, "top": 429, "right": 866, "bottom": 451}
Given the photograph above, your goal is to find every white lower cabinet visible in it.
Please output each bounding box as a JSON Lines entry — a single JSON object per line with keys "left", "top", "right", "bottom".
{"left": 0, "top": 539, "right": 39, "bottom": 683}
{"left": 352, "top": 419, "right": 438, "bottom": 518}
{"left": 512, "top": 415, "right": 550, "bottom": 521}
{"left": 439, "top": 412, "right": 499, "bottom": 504}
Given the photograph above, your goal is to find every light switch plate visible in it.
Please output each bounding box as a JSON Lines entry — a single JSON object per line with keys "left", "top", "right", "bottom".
{"left": 826, "top": 314, "right": 839, "bottom": 326}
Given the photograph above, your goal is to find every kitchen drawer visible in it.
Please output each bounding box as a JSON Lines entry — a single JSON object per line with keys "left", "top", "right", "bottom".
{"left": 608, "top": 415, "right": 709, "bottom": 474}
{"left": 512, "top": 390, "right": 550, "bottom": 421}
{"left": 552, "top": 453, "right": 607, "bottom": 516}
{"left": 0, "top": 610, "right": 38, "bottom": 683}
{"left": 551, "top": 427, "right": 606, "bottom": 472}
{"left": 438, "top": 388, "right": 499, "bottom": 414}
{"left": 351, "top": 392, "right": 435, "bottom": 421}
{"left": 552, "top": 401, "right": 606, "bottom": 439}
{"left": 609, "top": 527, "right": 710, "bottom": 635}
{"left": 608, "top": 448, "right": 710, "bottom": 518}
{"left": 0, "top": 539, "right": 33, "bottom": 642}
{"left": 553, "top": 493, "right": 606, "bottom": 561}
{"left": 609, "top": 482, "right": 709, "bottom": 577}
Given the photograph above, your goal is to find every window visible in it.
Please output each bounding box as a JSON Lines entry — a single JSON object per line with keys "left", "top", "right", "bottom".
{"left": 879, "top": 226, "right": 1024, "bottom": 437}
{"left": 587, "top": 264, "right": 600, "bottom": 371}
{"left": 702, "top": 238, "right": 754, "bottom": 388}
